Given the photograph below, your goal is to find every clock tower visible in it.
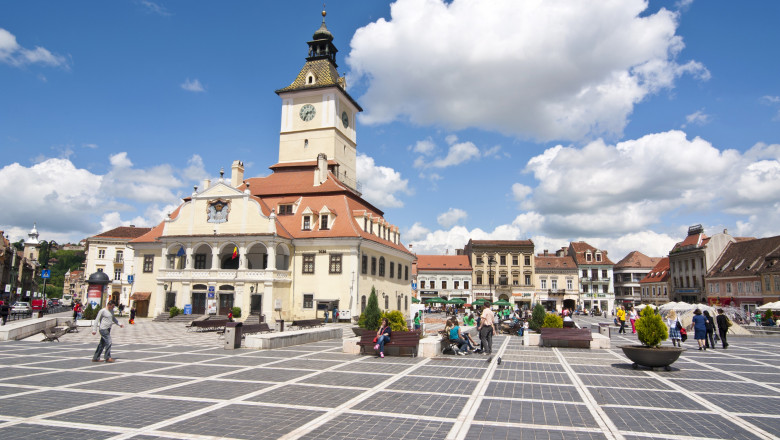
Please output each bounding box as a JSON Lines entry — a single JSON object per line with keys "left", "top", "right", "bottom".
{"left": 275, "top": 10, "right": 362, "bottom": 190}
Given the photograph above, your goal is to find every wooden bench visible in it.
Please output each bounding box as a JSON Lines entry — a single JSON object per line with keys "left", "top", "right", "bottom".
{"left": 290, "top": 319, "right": 324, "bottom": 330}
{"left": 188, "top": 319, "right": 227, "bottom": 332}
{"left": 563, "top": 320, "right": 576, "bottom": 328}
{"left": 357, "top": 330, "right": 421, "bottom": 357}
{"left": 41, "top": 327, "right": 67, "bottom": 342}
{"left": 540, "top": 328, "right": 593, "bottom": 348}
{"left": 241, "top": 323, "right": 274, "bottom": 337}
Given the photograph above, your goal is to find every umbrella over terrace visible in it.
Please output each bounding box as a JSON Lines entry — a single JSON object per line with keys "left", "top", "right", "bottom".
{"left": 425, "top": 297, "right": 448, "bottom": 304}
{"left": 493, "top": 299, "right": 512, "bottom": 307}
{"left": 447, "top": 298, "right": 465, "bottom": 305}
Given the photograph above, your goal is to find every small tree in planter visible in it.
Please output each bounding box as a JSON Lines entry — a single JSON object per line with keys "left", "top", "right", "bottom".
{"left": 529, "top": 304, "right": 546, "bottom": 331}
{"left": 635, "top": 306, "right": 667, "bottom": 348}
{"left": 622, "top": 305, "right": 681, "bottom": 371}
{"left": 169, "top": 306, "right": 182, "bottom": 318}
{"left": 381, "top": 310, "right": 408, "bottom": 332}
{"left": 357, "top": 287, "right": 382, "bottom": 332}
{"left": 542, "top": 313, "right": 563, "bottom": 328}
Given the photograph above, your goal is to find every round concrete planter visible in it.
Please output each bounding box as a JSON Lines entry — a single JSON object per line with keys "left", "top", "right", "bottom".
{"left": 620, "top": 345, "right": 685, "bottom": 371}
{"left": 351, "top": 327, "right": 365, "bottom": 337}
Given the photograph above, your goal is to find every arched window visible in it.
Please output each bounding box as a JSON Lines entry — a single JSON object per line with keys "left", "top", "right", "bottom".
{"left": 379, "top": 257, "right": 386, "bottom": 277}
{"left": 384, "top": 295, "right": 389, "bottom": 309}
{"left": 397, "top": 296, "right": 401, "bottom": 311}
{"left": 405, "top": 296, "right": 408, "bottom": 311}
{"left": 361, "top": 295, "right": 366, "bottom": 312}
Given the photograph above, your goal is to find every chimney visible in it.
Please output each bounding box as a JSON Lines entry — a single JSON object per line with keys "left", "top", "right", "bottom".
{"left": 314, "top": 153, "right": 328, "bottom": 186}
{"left": 231, "top": 160, "right": 244, "bottom": 188}
{"left": 544, "top": 249, "right": 548, "bottom": 256}
{"left": 202, "top": 178, "right": 211, "bottom": 190}
{"left": 723, "top": 229, "right": 728, "bottom": 235}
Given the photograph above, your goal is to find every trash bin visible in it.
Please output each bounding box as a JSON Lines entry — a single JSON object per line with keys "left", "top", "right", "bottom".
{"left": 224, "top": 322, "right": 243, "bottom": 350}
{"left": 598, "top": 323, "right": 610, "bottom": 338}
{"left": 275, "top": 319, "right": 285, "bottom": 332}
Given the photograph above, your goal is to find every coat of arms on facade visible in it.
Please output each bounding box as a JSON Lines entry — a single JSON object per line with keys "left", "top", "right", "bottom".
{"left": 207, "top": 199, "right": 230, "bottom": 224}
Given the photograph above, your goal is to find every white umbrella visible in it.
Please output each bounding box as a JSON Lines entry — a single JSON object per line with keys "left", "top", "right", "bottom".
{"left": 757, "top": 301, "right": 780, "bottom": 311}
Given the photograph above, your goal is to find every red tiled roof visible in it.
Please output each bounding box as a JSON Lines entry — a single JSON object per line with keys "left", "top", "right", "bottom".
{"left": 569, "top": 241, "right": 614, "bottom": 265}
{"left": 707, "top": 235, "right": 780, "bottom": 278}
{"left": 91, "top": 226, "right": 152, "bottom": 240}
{"left": 639, "top": 257, "right": 670, "bottom": 283}
{"left": 535, "top": 255, "right": 577, "bottom": 270}
{"left": 614, "top": 251, "right": 662, "bottom": 269}
{"left": 416, "top": 255, "right": 471, "bottom": 271}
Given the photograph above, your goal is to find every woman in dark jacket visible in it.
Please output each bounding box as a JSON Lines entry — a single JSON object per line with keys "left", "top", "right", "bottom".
{"left": 703, "top": 310, "right": 716, "bottom": 349}
{"left": 374, "top": 318, "right": 391, "bottom": 358}
{"left": 690, "top": 309, "right": 708, "bottom": 351}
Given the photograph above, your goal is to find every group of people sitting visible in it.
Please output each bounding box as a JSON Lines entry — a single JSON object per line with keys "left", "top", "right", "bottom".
{"left": 444, "top": 317, "right": 480, "bottom": 355}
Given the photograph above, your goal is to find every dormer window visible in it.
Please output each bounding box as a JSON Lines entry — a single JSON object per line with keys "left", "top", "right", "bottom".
{"left": 302, "top": 215, "right": 311, "bottom": 231}
{"left": 279, "top": 204, "right": 293, "bottom": 215}
{"left": 306, "top": 72, "right": 316, "bottom": 84}
{"left": 586, "top": 253, "right": 592, "bottom": 262}
{"left": 595, "top": 253, "right": 602, "bottom": 262}
{"left": 320, "top": 214, "right": 329, "bottom": 230}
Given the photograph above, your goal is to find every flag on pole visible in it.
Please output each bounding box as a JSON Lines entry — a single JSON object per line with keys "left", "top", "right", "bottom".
{"left": 176, "top": 246, "right": 186, "bottom": 257}
{"left": 232, "top": 246, "right": 238, "bottom": 259}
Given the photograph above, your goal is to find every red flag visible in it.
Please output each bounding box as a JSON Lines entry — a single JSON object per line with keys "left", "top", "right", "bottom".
{"left": 232, "top": 246, "right": 238, "bottom": 259}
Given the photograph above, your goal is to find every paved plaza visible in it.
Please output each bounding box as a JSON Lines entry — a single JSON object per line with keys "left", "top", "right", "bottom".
{"left": 0, "top": 318, "right": 779, "bottom": 440}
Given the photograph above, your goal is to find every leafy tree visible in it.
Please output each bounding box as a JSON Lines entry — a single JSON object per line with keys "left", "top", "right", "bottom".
{"left": 542, "top": 313, "right": 563, "bottom": 328}
{"left": 529, "top": 304, "right": 546, "bottom": 331}
{"left": 231, "top": 306, "right": 242, "bottom": 318}
{"left": 636, "top": 306, "right": 668, "bottom": 348}
{"left": 358, "top": 287, "right": 382, "bottom": 331}
{"left": 381, "top": 310, "right": 408, "bottom": 332}
{"left": 38, "top": 240, "right": 51, "bottom": 267}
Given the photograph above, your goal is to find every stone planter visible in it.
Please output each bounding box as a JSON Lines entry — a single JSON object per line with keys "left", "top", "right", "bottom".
{"left": 620, "top": 345, "right": 684, "bottom": 371}
{"left": 351, "top": 327, "right": 365, "bottom": 337}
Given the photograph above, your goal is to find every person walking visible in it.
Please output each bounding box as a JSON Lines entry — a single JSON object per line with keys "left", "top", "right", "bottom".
{"left": 413, "top": 312, "right": 421, "bottom": 330}
{"left": 129, "top": 305, "right": 136, "bottom": 325}
{"left": 0, "top": 301, "right": 9, "bottom": 326}
{"left": 374, "top": 318, "right": 391, "bottom": 358}
{"left": 478, "top": 302, "right": 496, "bottom": 356}
{"left": 73, "top": 302, "right": 82, "bottom": 323}
{"left": 617, "top": 306, "right": 627, "bottom": 334}
{"left": 324, "top": 309, "right": 329, "bottom": 324}
{"left": 629, "top": 306, "right": 638, "bottom": 334}
{"left": 666, "top": 310, "right": 682, "bottom": 347}
{"left": 690, "top": 308, "right": 707, "bottom": 351}
{"left": 715, "top": 308, "right": 729, "bottom": 348}
{"left": 92, "top": 301, "right": 123, "bottom": 363}
{"left": 117, "top": 303, "right": 125, "bottom": 317}
{"left": 703, "top": 310, "right": 716, "bottom": 349}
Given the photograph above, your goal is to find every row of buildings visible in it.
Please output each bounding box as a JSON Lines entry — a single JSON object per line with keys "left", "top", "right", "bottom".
{"left": 0, "top": 225, "right": 45, "bottom": 302}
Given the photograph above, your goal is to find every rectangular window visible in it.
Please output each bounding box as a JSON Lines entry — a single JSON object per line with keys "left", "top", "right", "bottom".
{"left": 115, "top": 250, "right": 123, "bottom": 263}
{"left": 567, "top": 280, "right": 573, "bottom": 290}
{"left": 602, "top": 284, "right": 608, "bottom": 293}
{"left": 302, "top": 254, "right": 315, "bottom": 274}
{"left": 775, "top": 276, "right": 780, "bottom": 291}
{"left": 430, "top": 281, "right": 436, "bottom": 289}
{"left": 389, "top": 262, "right": 395, "bottom": 278}
{"left": 551, "top": 279, "right": 558, "bottom": 290}
{"left": 524, "top": 256, "right": 530, "bottom": 265}
{"left": 586, "top": 253, "right": 592, "bottom": 262}
{"left": 320, "top": 214, "right": 329, "bottom": 230}
{"left": 583, "top": 285, "right": 589, "bottom": 293}
{"left": 766, "top": 277, "right": 772, "bottom": 292}
{"left": 98, "top": 249, "right": 106, "bottom": 259}
{"left": 746, "top": 282, "right": 751, "bottom": 293}
{"left": 420, "top": 280, "right": 426, "bottom": 289}
{"left": 441, "top": 281, "right": 447, "bottom": 289}
{"left": 737, "top": 282, "right": 743, "bottom": 293}
{"left": 476, "top": 275, "right": 482, "bottom": 285}
{"left": 652, "top": 287, "right": 656, "bottom": 295}
{"left": 195, "top": 254, "right": 207, "bottom": 269}
{"left": 371, "top": 257, "right": 377, "bottom": 275}
{"left": 691, "top": 259, "right": 696, "bottom": 270}
{"left": 303, "top": 294, "right": 313, "bottom": 309}
{"left": 476, "top": 256, "right": 483, "bottom": 265}
{"left": 512, "top": 255, "right": 518, "bottom": 265}
{"left": 114, "top": 269, "right": 121, "bottom": 281}
{"left": 329, "top": 254, "right": 342, "bottom": 274}
{"left": 541, "top": 279, "right": 547, "bottom": 289}
{"left": 582, "top": 269, "right": 588, "bottom": 278}
{"left": 454, "top": 281, "right": 460, "bottom": 289}
{"left": 143, "top": 255, "right": 154, "bottom": 273}
{"left": 279, "top": 204, "right": 293, "bottom": 215}
{"left": 602, "top": 270, "right": 608, "bottom": 279}
{"left": 512, "top": 277, "right": 518, "bottom": 286}
{"left": 596, "top": 254, "right": 602, "bottom": 262}
{"left": 500, "top": 255, "right": 506, "bottom": 265}
{"left": 302, "top": 216, "right": 311, "bottom": 230}
{"left": 755, "top": 281, "right": 761, "bottom": 293}
{"left": 464, "top": 281, "right": 469, "bottom": 289}
{"left": 405, "top": 266, "right": 409, "bottom": 280}
{"left": 361, "top": 254, "right": 367, "bottom": 274}
{"left": 525, "top": 275, "right": 531, "bottom": 285}
{"left": 379, "top": 259, "right": 385, "bottom": 277}
{"left": 726, "top": 282, "right": 732, "bottom": 293}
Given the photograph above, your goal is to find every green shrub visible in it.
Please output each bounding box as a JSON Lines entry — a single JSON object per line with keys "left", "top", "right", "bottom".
{"left": 169, "top": 306, "right": 182, "bottom": 318}
{"left": 529, "top": 304, "right": 546, "bottom": 331}
{"left": 764, "top": 309, "right": 773, "bottom": 322}
{"left": 82, "top": 303, "right": 100, "bottom": 320}
{"left": 381, "top": 310, "right": 409, "bottom": 332}
{"left": 636, "top": 306, "right": 668, "bottom": 348}
{"left": 358, "top": 287, "right": 382, "bottom": 331}
{"left": 542, "top": 313, "right": 563, "bottom": 328}
{"left": 231, "top": 307, "right": 242, "bottom": 318}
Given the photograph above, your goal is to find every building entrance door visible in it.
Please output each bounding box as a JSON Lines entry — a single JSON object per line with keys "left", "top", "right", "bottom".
{"left": 111, "top": 291, "right": 120, "bottom": 305}
{"left": 250, "top": 294, "right": 263, "bottom": 320}
{"left": 218, "top": 293, "right": 234, "bottom": 316}
{"left": 192, "top": 291, "right": 206, "bottom": 315}
{"left": 165, "top": 291, "right": 176, "bottom": 312}
{"left": 135, "top": 300, "right": 149, "bottom": 317}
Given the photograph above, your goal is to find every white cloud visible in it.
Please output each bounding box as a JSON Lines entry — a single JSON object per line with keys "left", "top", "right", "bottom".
{"left": 181, "top": 78, "right": 205, "bottom": 93}
{"left": 682, "top": 109, "right": 711, "bottom": 127}
{"left": 405, "top": 222, "right": 431, "bottom": 241}
{"left": 410, "top": 138, "right": 436, "bottom": 155}
{"left": 437, "top": 208, "right": 467, "bottom": 228}
{"left": 348, "top": 0, "right": 707, "bottom": 141}
{"left": 512, "top": 183, "right": 532, "bottom": 201}
{"left": 483, "top": 145, "right": 503, "bottom": 158}
{"left": 109, "top": 152, "right": 133, "bottom": 168}
{"left": 761, "top": 95, "right": 780, "bottom": 104}
{"left": 182, "top": 154, "right": 208, "bottom": 182}
{"left": 139, "top": 0, "right": 172, "bottom": 16}
{"left": 82, "top": 143, "right": 99, "bottom": 149}
{"left": 0, "top": 28, "right": 68, "bottom": 68}
{"left": 445, "top": 134, "right": 458, "bottom": 145}
{"left": 356, "top": 153, "right": 412, "bottom": 208}
{"left": 414, "top": 141, "right": 480, "bottom": 169}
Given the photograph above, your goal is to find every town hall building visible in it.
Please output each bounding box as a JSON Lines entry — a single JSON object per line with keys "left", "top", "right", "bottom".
{"left": 129, "top": 12, "right": 415, "bottom": 321}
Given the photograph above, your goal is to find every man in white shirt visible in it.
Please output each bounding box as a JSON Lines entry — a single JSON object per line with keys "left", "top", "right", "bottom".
{"left": 478, "top": 302, "right": 496, "bottom": 355}
{"left": 92, "top": 301, "right": 124, "bottom": 363}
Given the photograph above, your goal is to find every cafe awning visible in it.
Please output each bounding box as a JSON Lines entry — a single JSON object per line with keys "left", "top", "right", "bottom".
{"left": 129, "top": 292, "right": 151, "bottom": 301}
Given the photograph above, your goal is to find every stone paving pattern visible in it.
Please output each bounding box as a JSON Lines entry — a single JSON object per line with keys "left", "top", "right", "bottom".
{"left": 0, "top": 316, "right": 778, "bottom": 439}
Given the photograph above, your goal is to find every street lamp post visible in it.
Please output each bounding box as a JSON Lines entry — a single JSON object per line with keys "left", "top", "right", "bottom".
{"left": 488, "top": 256, "right": 496, "bottom": 302}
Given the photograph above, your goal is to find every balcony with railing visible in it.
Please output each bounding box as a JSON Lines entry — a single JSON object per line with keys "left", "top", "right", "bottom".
{"left": 158, "top": 268, "right": 292, "bottom": 283}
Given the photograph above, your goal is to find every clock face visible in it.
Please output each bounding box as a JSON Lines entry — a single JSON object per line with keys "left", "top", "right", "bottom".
{"left": 341, "top": 111, "right": 349, "bottom": 128}
{"left": 299, "top": 104, "right": 316, "bottom": 122}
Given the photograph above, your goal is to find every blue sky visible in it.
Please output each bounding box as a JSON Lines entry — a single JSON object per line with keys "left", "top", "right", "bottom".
{"left": 1, "top": 0, "right": 779, "bottom": 260}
